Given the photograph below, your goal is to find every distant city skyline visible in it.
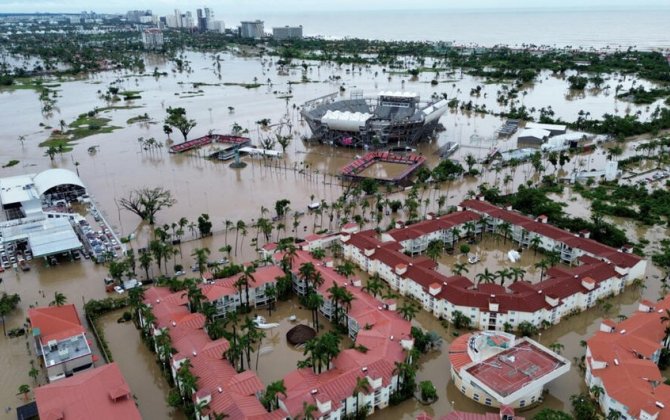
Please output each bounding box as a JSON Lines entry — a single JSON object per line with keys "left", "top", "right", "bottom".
{"left": 0, "top": 0, "right": 669, "bottom": 14}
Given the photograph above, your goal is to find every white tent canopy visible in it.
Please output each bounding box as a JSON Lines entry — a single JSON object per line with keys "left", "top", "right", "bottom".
{"left": 33, "top": 169, "right": 85, "bottom": 196}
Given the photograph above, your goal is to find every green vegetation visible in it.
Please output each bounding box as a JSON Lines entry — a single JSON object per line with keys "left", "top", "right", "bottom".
{"left": 617, "top": 85, "right": 670, "bottom": 104}
{"left": 2, "top": 160, "right": 19, "bottom": 168}
{"left": 127, "top": 113, "right": 150, "bottom": 124}
{"left": 40, "top": 110, "right": 121, "bottom": 148}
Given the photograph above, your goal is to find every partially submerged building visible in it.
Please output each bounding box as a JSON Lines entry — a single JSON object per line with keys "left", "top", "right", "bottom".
{"left": 0, "top": 169, "right": 87, "bottom": 259}
{"left": 341, "top": 198, "right": 645, "bottom": 332}
{"left": 29, "top": 363, "right": 141, "bottom": 420}
{"left": 302, "top": 91, "right": 449, "bottom": 147}
{"left": 449, "top": 332, "right": 569, "bottom": 408}
{"left": 28, "top": 304, "right": 93, "bottom": 382}
{"left": 585, "top": 295, "right": 670, "bottom": 419}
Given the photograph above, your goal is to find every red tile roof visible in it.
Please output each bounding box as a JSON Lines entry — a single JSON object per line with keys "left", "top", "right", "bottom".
{"left": 461, "top": 199, "right": 641, "bottom": 268}
{"left": 28, "top": 304, "right": 85, "bottom": 344}
{"left": 34, "top": 363, "right": 141, "bottom": 420}
{"left": 281, "top": 250, "right": 412, "bottom": 417}
{"left": 587, "top": 295, "right": 670, "bottom": 419}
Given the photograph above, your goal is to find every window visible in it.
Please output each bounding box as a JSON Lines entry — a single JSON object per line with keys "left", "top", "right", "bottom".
{"left": 473, "top": 394, "right": 479, "bottom": 402}
{"left": 520, "top": 400, "right": 526, "bottom": 407}
{"left": 485, "top": 398, "right": 492, "bottom": 406}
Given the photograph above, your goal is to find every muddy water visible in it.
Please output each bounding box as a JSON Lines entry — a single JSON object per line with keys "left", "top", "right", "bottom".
{"left": 99, "top": 310, "right": 185, "bottom": 420}
{"left": 437, "top": 236, "right": 548, "bottom": 284}
{"left": 0, "top": 50, "right": 667, "bottom": 417}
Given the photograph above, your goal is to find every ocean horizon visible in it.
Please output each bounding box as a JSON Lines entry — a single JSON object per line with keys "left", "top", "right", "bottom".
{"left": 224, "top": 7, "right": 670, "bottom": 50}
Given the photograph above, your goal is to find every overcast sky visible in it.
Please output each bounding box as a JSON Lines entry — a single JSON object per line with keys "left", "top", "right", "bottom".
{"left": 1, "top": 0, "right": 669, "bottom": 14}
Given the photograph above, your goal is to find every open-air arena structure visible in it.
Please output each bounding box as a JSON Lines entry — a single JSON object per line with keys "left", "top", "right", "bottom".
{"left": 301, "top": 91, "right": 449, "bottom": 148}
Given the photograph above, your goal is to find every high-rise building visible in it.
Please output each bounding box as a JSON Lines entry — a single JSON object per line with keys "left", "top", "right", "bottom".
{"left": 272, "top": 25, "right": 303, "bottom": 40}
{"left": 141, "top": 28, "right": 164, "bottom": 49}
{"left": 240, "top": 20, "right": 264, "bottom": 39}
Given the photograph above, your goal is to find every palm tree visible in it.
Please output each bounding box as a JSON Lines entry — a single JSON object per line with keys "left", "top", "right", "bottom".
{"left": 450, "top": 226, "right": 461, "bottom": 248}
{"left": 475, "top": 268, "right": 496, "bottom": 285}
{"left": 426, "top": 239, "right": 443, "bottom": 261}
{"left": 17, "top": 384, "right": 30, "bottom": 401}
{"left": 510, "top": 267, "right": 526, "bottom": 283}
{"left": 191, "top": 247, "right": 210, "bottom": 278}
{"left": 298, "top": 262, "right": 316, "bottom": 294}
{"left": 362, "top": 274, "right": 385, "bottom": 299}
{"left": 529, "top": 235, "right": 542, "bottom": 255}
{"left": 463, "top": 221, "right": 476, "bottom": 239}
{"left": 139, "top": 251, "right": 153, "bottom": 280}
{"left": 327, "top": 284, "right": 344, "bottom": 325}
{"left": 50, "top": 291, "right": 67, "bottom": 306}
{"left": 239, "top": 264, "right": 257, "bottom": 312}
{"left": 452, "top": 262, "right": 469, "bottom": 276}
{"left": 306, "top": 292, "right": 324, "bottom": 332}
{"left": 234, "top": 220, "right": 246, "bottom": 256}
{"left": 265, "top": 284, "right": 277, "bottom": 316}
{"left": 535, "top": 259, "right": 550, "bottom": 282}
{"left": 498, "top": 221, "right": 512, "bottom": 244}
{"left": 352, "top": 376, "right": 371, "bottom": 415}
{"left": 497, "top": 268, "right": 513, "bottom": 286}
{"left": 335, "top": 261, "right": 356, "bottom": 281}
{"left": 263, "top": 380, "right": 287, "bottom": 411}
{"left": 183, "top": 282, "right": 205, "bottom": 313}
{"left": 397, "top": 301, "right": 419, "bottom": 321}
{"left": 548, "top": 342, "right": 565, "bottom": 354}
{"left": 298, "top": 401, "right": 317, "bottom": 420}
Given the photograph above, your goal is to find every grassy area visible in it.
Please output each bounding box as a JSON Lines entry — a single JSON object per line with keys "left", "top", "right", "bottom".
{"left": 2, "top": 160, "right": 19, "bottom": 168}
{"left": 222, "top": 82, "right": 262, "bottom": 89}
{"left": 97, "top": 105, "right": 143, "bottom": 112}
{"left": 127, "top": 113, "right": 151, "bottom": 124}
{"left": 120, "top": 90, "right": 142, "bottom": 100}
{"left": 40, "top": 113, "right": 121, "bottom": 148}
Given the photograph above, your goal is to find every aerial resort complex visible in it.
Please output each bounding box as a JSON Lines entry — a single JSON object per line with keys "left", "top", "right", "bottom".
{"left": 3, "top": 3, "right": 670, "bottom": 420}
{"left": 342, "top": 197, "right": 645, "bottom": 331}
{"left": 302, "top": 91, "right": 449, "bottom": 147}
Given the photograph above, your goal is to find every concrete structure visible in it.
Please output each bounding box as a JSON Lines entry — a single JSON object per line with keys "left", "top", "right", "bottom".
{"left": 517, "top": 128, "right": 550, "bottom": 145}
{"left": 449, "top": 332, "right": 569, "bottom": 409}
{"left": 303, "top": 91, "right": 449, "bottom": 147}
{"left": 0, "top": 169, "right": 86, "bottom": 259}
{"left": 585, "top": 295, "right": 670, "bottom": 419}
{"left": 141, "top": 27, "right": 164, "bottom": 49}
{"left": 571, "top": 160, "right": 620, "bottom": 183}
{"left": 524, "top": 122, "right": 567, "bottom": 136}
{"left": 240, "top": 20, "right": 265, "bottom": 39}
{"left": 28, "top": 305, "right": 93, "bottom": 382}
{"left": 341, "top": 198, "right": 646, "bottom": 332}
{"left": 31, "top": 363, "right": 141, "bottom": 420}
{"left": 273, "top": 25, "right": 303, "bottom": 40}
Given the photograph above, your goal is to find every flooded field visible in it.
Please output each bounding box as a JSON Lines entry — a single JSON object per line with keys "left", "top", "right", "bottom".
{"left": 0, "top": 50, "right": 667, "bottom": 418}
{"left": 359, "top": 161, "right": 413, "bottom": 180}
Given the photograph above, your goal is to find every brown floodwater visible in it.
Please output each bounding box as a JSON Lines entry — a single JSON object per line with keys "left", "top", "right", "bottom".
{"left": 0, "top": 50, "right": 666, "bottom": 418}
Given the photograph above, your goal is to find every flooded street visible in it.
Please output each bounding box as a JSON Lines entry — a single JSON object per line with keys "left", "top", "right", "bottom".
{"left": 0, "top": 50, "right": 667, "bottom": 418}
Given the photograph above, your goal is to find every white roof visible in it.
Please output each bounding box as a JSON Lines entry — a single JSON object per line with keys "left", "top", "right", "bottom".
{"left": 33, "top": 169, "right": 85, "bottom": 196}
{"left": 378, "top": 91, "right": 419, "bottom": 99}
{"left": 519, "top": 128, "right": 551, "bottom": 139}
{"left": 27, "top": 217, "right": 82, "bottom": 257}
{"left": 322, "top": 110, "right": 372, "bottom": 132}
{"left": 0, "top": 174, "right": 39, "bottom": 205}
{"left": 525, "top": 122, "right": 567, "bottom": 132}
